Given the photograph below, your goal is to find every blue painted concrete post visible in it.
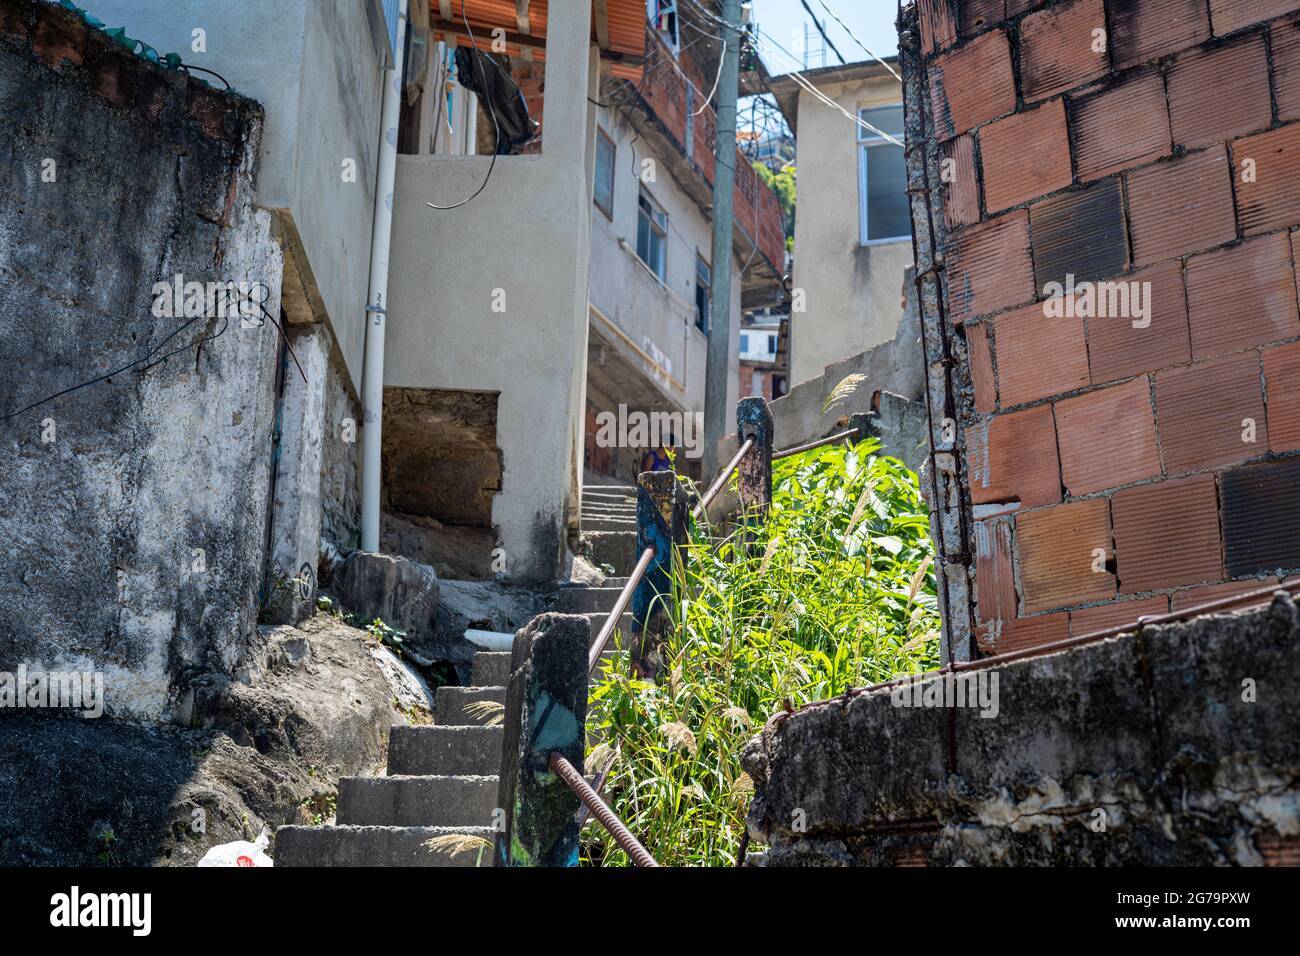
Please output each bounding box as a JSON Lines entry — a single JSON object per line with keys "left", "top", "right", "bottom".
{"left": 736, "top": 397, "right": 774, "bottom": 522}
{"left": 631, "top": 470, "right": 687, "bottom": 680}
{"left": 494, "top": 612, "right": 590, "bottom": 866}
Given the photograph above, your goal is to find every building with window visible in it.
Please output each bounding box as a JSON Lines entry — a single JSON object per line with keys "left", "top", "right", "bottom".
{"left": 584, "top": 4, "right": 787, "bottom": 485}
{"left": 768, "top": 58, "right": 912, "bottom": 386}
{"left": 739, "top": 308, "right": 789, "bottom": 402}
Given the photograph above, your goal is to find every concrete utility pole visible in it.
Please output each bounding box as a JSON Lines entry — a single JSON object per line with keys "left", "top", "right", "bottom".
{"left": 702, "top": 0, "right": 743, "bottom": 482}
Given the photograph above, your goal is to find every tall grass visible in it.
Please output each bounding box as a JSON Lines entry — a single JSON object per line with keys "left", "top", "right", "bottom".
{"left": 582, "top": 440, "right": 940, "bottom": 866}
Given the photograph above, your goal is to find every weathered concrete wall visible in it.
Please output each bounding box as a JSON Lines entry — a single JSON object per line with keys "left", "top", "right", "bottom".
{"left": 386, "top": 4, "right": 595, "bottom": 585}
{"left": 0, "top": 0, "right": 281, "bottom": 720}
{"left": 790, "top": 71, "right": 913, "bottom": 385}
{"left": 770, "top": 267, "right": 925, "bottom": 450}
{"left": 744, "top": 594, "right": 1300, "bottom": 866}
{"left": 85, "top": 0, "right": 385, "bottom": 388}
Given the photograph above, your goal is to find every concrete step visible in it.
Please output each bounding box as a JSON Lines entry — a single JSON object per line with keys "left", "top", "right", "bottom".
{"left": 553, "top": 586, "right": 626, "bottom": 614}
{"left": 274, "top": 825, "right": 495, "bottom": 867}
{"left": 584, "top": 530, "right": 639, "bottom": 576}
{"left": 388, "top": 724, "right": 503, "bottom": 776}
{"left": 336, "top": 774, "right": 499, "bottom": 828}
{"left": 583, "top": 516, "right": 637, "bottom": 533}
{"left": 436, "top": 685, "right": 506, "bottom": 725}
{"left": 582, "top": 498, "right": 636, "bottom": 510}
{"left": 472, "top": 651, "right": 511, "bottom": 687}
{"left": 587, "top": 611, "right": 634, "bottom": 639}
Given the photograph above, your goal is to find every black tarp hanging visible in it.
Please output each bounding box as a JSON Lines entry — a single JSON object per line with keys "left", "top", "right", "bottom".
{"left": 454, "top": 47, "right": 537, "bottom": 155}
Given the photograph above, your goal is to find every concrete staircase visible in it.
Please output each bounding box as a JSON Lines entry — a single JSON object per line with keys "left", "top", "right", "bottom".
{"left": 275, "top": 649, "right": 509, "bottom": 867}
{"left": 581, "top": 482, "right": 639, "bottom": 576}
{"left": 276, "top": 595, "right": 632, "bottom": 866}
{"left": 275, "top": 484, "right": 641, "bottom": 866}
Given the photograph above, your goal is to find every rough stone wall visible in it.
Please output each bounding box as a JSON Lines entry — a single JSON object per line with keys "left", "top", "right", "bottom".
{"left": 743, "top": 594, "right": 1300, "bottom": 866}
{"left": 319, "top": 333, "right": 362, "bottom": 552}
{"left": 0, "top": 0, "right": 281, "bottom": 720}
{"left": 906, "top": 0, "right": 1300, "bottom": 659}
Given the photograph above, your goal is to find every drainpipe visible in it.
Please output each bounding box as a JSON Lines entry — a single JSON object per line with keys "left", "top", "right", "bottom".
{"left": 361, "top": 0, "right": 408, "bottom": 553}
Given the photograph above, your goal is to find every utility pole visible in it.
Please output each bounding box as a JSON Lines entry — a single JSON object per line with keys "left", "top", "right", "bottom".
{"left": 702, "top": 0, "right": 743, "bottom": 483}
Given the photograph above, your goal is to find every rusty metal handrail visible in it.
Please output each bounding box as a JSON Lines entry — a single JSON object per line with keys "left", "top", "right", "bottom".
{"left": 772, "top": 577, "right": 1300, "bottom": 727}
{"left": 549, "top": 751, "right": 659, "bottom": 867}
{"left": 576, "top": 419, "right": 867, "bottom": 852}
{"left": 588, "top": 545, "right": 655, "bottom": 673}
{"left": 693, "top": 438, "right": 754, "bottom": 520}
{"left": 771, "top": 425, "right": 861, "bottom": 461}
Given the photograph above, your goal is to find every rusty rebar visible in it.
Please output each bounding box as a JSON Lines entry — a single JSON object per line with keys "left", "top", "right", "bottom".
{"left": 588, "top": 545, "right": 655, "bottom": 674}
{"left": 549, "top": 751, "right": 659, "bottom": 867}
{"left": 771, "top": 426, "right": 861, "bottom": 460}
{"left": 693, "top": 438, "right": 754, "bottom": 520}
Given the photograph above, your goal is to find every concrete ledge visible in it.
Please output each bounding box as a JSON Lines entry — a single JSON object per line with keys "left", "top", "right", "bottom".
{"left": 744, "top": 595, "right": 1300, "bottom": 866}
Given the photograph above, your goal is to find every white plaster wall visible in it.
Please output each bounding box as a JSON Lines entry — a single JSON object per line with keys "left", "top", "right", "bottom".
{"left": 790, "top": 74, "right": 912, "bottom": 386}
{"left": 588, "top": 105, "right": 741, "bottom": 419}
{"left": 85, "top": 0, "right": 385, "bottom": 390}
{"left": 386, "top": 7, "right": 594, "bottom": 584}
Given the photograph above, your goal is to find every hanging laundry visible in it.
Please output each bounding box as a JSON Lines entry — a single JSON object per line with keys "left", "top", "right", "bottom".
{"left": 453, "top": 47, "right": 538, "bottom": 155}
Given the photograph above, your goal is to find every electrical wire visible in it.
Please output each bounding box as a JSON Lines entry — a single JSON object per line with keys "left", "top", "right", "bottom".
{"left": 798, "top": 0, "right": 846, "bottom": 65}
{"left": 815, "top": 0, "right": 901, "bottom": 83}
{"left": 0, "top": 285, "right": 302, "bottom": 422}
{"left": 426, "top": 0, "right": 501, "bottom": 210}
{"left": 759, "top": 28, "right": 902, "bottom": 146}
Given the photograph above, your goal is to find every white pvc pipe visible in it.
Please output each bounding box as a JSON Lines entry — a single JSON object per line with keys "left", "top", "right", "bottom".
{"left": 361, "top": 0, "right": 409, "bottom": 553}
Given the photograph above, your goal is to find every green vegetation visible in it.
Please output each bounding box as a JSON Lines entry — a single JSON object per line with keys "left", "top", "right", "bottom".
{"left": 583, "top": 441, "right": 940, "bottom": 866}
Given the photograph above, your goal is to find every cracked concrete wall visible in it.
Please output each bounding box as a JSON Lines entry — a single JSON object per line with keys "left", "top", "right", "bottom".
{"left": 0, "top": 0, "right": 281, "bottom": 721}
{"left": 743, "top": 594, "right": 1300, "bottom": 866}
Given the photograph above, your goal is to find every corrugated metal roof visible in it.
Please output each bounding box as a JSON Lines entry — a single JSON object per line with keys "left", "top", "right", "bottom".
{"left": 428, "top": 0, "right": 647, "bottom": 59}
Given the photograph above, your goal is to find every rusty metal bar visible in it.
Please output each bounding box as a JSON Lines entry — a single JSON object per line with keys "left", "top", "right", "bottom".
{"left": 771, "top": 426, "right": 861, "bottom": 460}
{"left": 549, "top": 751, "right": 659, "bottom": 867}
{"left": 576, "top": 753, "right": 617, "bottom": 830}
{"left": 588, "top": 545, "right": 654, "bottom": 673}
{"left": 693, "top": 438, "right": 753, "bottom": 521}
{"left": 774, "top": 578, "right": 1300, "bottom": 725}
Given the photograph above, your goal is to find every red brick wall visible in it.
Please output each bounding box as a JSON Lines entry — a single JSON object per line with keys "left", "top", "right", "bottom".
{"left": 639, "top": 27, "right": 786, "bottom": 275}
{"left": 918, "top": 0, "right": 1300, "bottom": 655}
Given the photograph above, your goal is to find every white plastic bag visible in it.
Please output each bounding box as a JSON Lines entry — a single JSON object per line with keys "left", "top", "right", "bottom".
{"left": 196, "top": 829, "right": 274, "bottom": 867}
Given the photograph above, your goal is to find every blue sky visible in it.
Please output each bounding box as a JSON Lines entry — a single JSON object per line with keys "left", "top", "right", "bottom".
{"left": 748, "top": 0, "right": 900, "bottom": 74}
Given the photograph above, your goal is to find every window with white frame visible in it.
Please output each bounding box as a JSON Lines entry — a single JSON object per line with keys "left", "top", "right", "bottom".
{"left": 857, "top": 105, "right": 909, "bottom": 244}
{"left": 637, "top": 188, "right": 668, "bottom": 281}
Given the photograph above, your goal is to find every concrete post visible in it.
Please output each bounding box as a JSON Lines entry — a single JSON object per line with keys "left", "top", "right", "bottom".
{"left": 736, "top": 397, "right": 774, "bottom": 521}
{"left": 494, "top": 612, "right": 590, "bottom": 867}
{"left": 702, "top": 0, "right": 744, "bottom": 480}
{"left": 632, "top": 471, "right": 688, "bottom": 679}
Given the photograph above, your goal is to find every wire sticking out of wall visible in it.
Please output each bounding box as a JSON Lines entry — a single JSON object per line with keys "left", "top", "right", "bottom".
{"left": 425, "top": 0, "right": 500, "bottom": 210}
{"left": 0, "top": 287, "right": 303, "bottom": 423}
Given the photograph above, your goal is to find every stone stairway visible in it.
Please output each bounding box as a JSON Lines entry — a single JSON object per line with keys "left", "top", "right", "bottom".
{"left": 274, "top": 485, "right": 639, "bottom": 866}
{"left": 581, "top": 482, "right": 639, "bottom": 576}
{"left": 276, "top": 597, "right": 631, "bottom": 866}
{"left": 275, "top": 648, "right": 508, "bottom": 867}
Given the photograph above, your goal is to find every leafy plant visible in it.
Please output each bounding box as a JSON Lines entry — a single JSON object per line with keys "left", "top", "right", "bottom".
{"left": 583, "top": 440, "right": 939, "bottom": 866}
